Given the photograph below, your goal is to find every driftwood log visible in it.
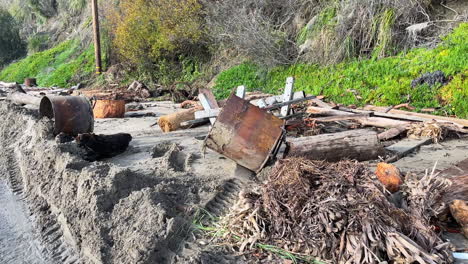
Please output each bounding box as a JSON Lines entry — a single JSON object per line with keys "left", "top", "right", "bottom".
{"left": 7, "top": 92, "right": 42, "bottom": 106}
{"left": 158, "top": 107, "right": 202, "bottom": 132}
{"left": 76, "top": 133, "right": 132, "bottom": 161}
{"left": 286, "top": 129, "right": 384, "bottom": 161}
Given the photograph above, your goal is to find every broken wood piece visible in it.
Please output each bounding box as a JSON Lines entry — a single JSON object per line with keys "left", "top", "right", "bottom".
{"left": 198, "top": 89, "right": 219, "bottom": 125}
{"left": 375, "top": 163, "right": 404, "bottom": 193}
{"left": 308, "top": 114, "right": 370, "bottom": 123}
{"left": 158, "top": 107, "right": 202, "bottom": 132}
{"left": 286, "top": 129, "right": 384, "bottom": 162}
{"left": 280, "top": 77, "right": 294, "bottom": 117}
{"left": 194, "top": 108, "right": 220, "bottom": 119}
{"left": 7, "top": 92, "right": 42, "bottom": 106}
{"left": 76, "top": 133, "right": 132, "bottom": 161}
{"left": 236, "top": 85, "right": 246, "bottom": 99}
{"left": 180, "top": 118, "right": 210, "bottom": 128}
{"left": 0, "top": 81, "right": 18, "bottom": 88}
{"left": 307, "top": 107, "right": 410, "bottom": 129}
{"left": 363, "top": 105, "right": 468, "bottom": 128}
{"left": 265, "top": 95, "right": 316, "bottom": 111}
{"left": 450, "top": 200, "right": 468, "bottom": 239}
{"left": 385, "top": 138, "right": 432, "bottom": 163}
{"left": 311, "top": 98, "right": 333, "bottom": 109}
{"left": 393, "top": 103, "right": 415, "bottom": 110}
{"left": 378, "top": 125, "right": 409, "bottom": 140}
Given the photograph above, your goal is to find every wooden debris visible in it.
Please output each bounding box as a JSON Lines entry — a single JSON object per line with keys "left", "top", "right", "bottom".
{"left": 76, "top": 133, "right": 132, "bottom": 161}
{"left": 287, "top": 129, "right": 384, "bottom": 161}
{"left": 158, "top": 107, "right": 202, "bottom": 132}
{"left": 363, "top": 105, "right": 468, "bottom": 127}
{"left": 450, "top": 200, "right": 468, "bottom": 239}
{"left": 7, "top": 92, "right": 42, "bottom": 106}
{"left": 375, "top": 163, "right": 404, "bottom": 193}
{"left": 407, "top": 121, "right": 446, "bottom": 143}
{"left": 378, "top": 125, "right": 409, "bottom": 140}
{"left": 216, "top": 158, "right": 453, "bottom": 263}
{"left": 385, "top": 138, "right": 433, "bottom": 163}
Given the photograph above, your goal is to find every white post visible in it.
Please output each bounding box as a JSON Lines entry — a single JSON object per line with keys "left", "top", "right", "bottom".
{"left": 280, "top": 77, "right": 294, "bottom": 117}
{"left": 236, "top": 85, "right": 246, "bottom": 99}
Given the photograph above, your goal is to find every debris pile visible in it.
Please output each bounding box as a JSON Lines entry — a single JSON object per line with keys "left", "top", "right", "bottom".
{"left": 216, "top": 158, "right": 454, "bottom": 263}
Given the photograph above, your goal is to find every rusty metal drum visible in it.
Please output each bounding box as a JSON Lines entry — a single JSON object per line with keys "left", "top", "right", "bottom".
{"left": 204, "top": 94, "right": 284, "bottom": 172}
{"left": 39, "top": 96, "right": 94, "bottom": 135}
{"left": 93, "top": 99, "right": 126, "bottom": 119}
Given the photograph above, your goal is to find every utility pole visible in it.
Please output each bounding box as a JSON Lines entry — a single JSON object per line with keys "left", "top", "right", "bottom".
{"left": 91, "top": 0, "right": 102, "bottom": 74}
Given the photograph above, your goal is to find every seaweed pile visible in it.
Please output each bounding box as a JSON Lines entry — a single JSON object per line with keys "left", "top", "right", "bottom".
{"left": 217, "top": 158, "right": 454, "bottom": 263}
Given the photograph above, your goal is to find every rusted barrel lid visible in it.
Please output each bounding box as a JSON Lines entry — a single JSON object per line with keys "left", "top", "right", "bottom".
{"left": 39, "top": 96, "right": 94, "bottom": 135}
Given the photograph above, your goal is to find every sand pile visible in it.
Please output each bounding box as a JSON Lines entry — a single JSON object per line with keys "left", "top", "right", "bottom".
{"left": 217, "top": 158, "right": 454, "bottom": 263}
{"left": 0, "top": 103, "right": 222, "bottom": 264}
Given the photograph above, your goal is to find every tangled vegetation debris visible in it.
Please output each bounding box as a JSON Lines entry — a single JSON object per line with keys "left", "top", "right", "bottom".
{"left": 207, "top": 158, "right": 454, "bottom": 263}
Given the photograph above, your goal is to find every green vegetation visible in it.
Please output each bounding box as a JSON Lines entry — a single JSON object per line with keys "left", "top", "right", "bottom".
{"left": 0, "top": 40, "right": 97, "bottom": 87}
{"left": 214, "top": 23, "right": 468, "bottom": 118}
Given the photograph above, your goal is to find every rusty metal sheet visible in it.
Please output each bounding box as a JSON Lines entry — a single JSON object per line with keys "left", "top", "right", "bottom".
{"left": 39, "top": 96, "right": 94, "bottom": 135}
{"left": 204, "top": 94, "right": 284, "bottom": 172}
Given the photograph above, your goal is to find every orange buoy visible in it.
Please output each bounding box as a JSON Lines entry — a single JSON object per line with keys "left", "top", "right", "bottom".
{"left": 93, "top": 99, "right": 126, "bottom": 118}
{"left": 375, "top": 162, "right": 404, "bottom": 193}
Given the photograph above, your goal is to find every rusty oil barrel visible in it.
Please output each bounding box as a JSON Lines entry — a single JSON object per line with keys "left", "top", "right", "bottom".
{"left": 39, "top": 96, "right": 94, "bottom": 135}
{"left": 24, "top": 78, "right": 37, "bottom": 87}
{"left": 93, "top": 99, "right": 126, "bottom": 118}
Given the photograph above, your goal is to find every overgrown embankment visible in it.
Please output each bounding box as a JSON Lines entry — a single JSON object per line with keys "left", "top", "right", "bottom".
{"left": 213, "top": 23, "right": 468, "bottom": 118}
{"left": 0, "top": 41, "right": 97, "bottom": 87}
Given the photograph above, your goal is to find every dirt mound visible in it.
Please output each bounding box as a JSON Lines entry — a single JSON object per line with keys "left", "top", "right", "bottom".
{"left": 0, "top": 102, "right": 229, "bottom": 263}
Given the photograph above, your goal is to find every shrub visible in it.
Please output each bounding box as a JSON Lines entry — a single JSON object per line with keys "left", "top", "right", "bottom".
{"left": 108, "top": 0, "right": 204, "bottom": 67}
{"left": 27, "top": 33, "right": 49, "bottom": 54}
{"left": 0, "top": 8, "right": 26, "bottom": 66}
{"left": 0, "top": 40, "right": 96, "bottom": 87}
{"left": 213, "top": 63, "right": 264, "bottom": 99}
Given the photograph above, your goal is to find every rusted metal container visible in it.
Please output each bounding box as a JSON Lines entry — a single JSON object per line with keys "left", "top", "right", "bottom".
{"left": 24, "top": 78, "right": 37, "bottom": 87}
{"left": 204, "top": 94, "right": 284, "bottom": 172}
{"left": 39, "top": 96, "right": 94, "bottom": 135}
{"left": 93, "top": 99, "right": 126, "bottom": 118}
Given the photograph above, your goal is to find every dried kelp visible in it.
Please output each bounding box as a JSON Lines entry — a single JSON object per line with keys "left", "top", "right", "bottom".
{"left": 217, "top": 158, "right": 454, "bottom": 264}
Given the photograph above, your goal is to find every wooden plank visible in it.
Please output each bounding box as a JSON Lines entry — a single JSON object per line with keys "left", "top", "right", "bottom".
{"left": 236, "top": 85, "right": 246, "bottom": 99}
{"left": 194, "top": 108, "right": 220, "bottom": 119}
{"left": 385, "top": 138, "right": 433, "bottom": 163}
{"left": 257, "top": 98, "right": 267, "bottom": 108}
{"left": 198, "top": 93, "right": 217, "bottom": 125}
{"left": 265, "top": 95, "right": 316, "bottom": 111}
{"left": 363, "top": 105, "right": 468, "bottom": 128}
{"left": 280, "top": 77, "right": 294, "bottom": 117}
{"left": 311, "top": 98, "right": 333, "bottom": 109}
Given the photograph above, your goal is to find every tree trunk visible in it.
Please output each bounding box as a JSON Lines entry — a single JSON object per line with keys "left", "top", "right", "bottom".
{"left": 7, "top": 92, "right": 42, "bottom": 106}
{"left": 286, "top": 129, "right": 384, "bottom": 161}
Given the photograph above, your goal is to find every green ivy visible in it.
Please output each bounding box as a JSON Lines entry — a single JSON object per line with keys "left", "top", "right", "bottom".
{"left": 214, "top": 23, "right": 468, "bottom": 118}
